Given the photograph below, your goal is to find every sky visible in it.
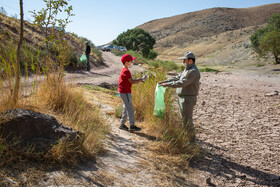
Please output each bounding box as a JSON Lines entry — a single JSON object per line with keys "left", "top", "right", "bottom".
{"left": 1, "top": 0, "right": 280, "bottom": 46}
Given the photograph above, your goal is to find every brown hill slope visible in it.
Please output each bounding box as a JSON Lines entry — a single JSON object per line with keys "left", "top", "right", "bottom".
{"left": 0, "top": 13, "right": 104, "bottom": 69}
{"left": 137, "top": 4, "right": 280, "bottom": 66}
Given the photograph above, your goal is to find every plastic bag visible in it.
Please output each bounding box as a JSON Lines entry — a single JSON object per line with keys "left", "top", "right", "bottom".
{"left": 153, "top": 83, "right": 167, "bottom": 119}
{"left": 79, "top": 54, "right": 87, "bottom": 65}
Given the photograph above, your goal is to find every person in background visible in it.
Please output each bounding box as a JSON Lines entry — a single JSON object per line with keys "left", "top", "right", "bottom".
{"left": 118, "top": 54, "right": 147, "bottom": 131}
{"left": 84, "top": 41, "right": 91, "bottom": 71}
{"left": 159, "top": 51, "right": 200, "bottom": 142}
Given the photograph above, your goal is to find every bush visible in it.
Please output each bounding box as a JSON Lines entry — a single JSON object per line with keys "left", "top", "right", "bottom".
{"left": 147, "top": 49, "right": 158, "bottom": 59}
{"left": 148, "top": 60, "right": 179, "bottom": 71}
{"left": 199, "top": 67, "right": 220, "bottom": 73}
{"left": 113, "top": 28, "right": 156, "bottom": 57}
{"left": 111, "top": 49, "right": 125, "bottom": 57}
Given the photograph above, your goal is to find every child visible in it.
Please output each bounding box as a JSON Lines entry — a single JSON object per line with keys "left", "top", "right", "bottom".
{"left": 118, "top": 54, "right": 146, "bottom": 131}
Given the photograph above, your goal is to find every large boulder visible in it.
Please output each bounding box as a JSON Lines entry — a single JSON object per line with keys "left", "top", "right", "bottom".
{"left": 0, "top": 109, "right": 83, "bottom": 153}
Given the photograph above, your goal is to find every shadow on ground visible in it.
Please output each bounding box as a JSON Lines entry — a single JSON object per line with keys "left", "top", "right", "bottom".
{"left": 190, "top": 141, "right": 280, "bottom": 186}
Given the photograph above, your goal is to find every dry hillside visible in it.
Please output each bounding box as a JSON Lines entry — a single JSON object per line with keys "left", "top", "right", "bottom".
{"left": 137, "top": 3, "right": 280, "bottom": 66}
{"left": 0, "top": 13, "right": 104, "bottom": 68}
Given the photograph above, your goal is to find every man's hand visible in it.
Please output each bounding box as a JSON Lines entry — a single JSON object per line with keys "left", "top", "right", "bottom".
{"left": 141, "top": 75, "right": 147, "bottom": 82}
{"left": 160, "top": 83, "right": 168, "bottom": 87}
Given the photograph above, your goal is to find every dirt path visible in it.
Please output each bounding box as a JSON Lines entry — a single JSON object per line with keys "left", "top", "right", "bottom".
{"left": 39, "top": 52, "right": 165, "bottom": 186}
{"left": 40, "top": 52, "right": 280, "bottom": 186}
{"left": 66, "top": 51, "right": 143, "bottom": 85}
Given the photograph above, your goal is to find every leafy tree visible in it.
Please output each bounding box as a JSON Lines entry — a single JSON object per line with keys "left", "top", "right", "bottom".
{"left": 11, "top": 14, "right": 18, "bottom": 19}
{"left": 250, "top": 27, "right": 268, "bottom": 55}
{"left": 0, "top": 7, "right": 7, "bottom": 15}
{"left": 260, "top": 30, "right": 280, "bottom": 64}
{"left": 113, "top": 28, "right": 156, "bottom": 58}
{"left": 250, "top": 14, "right": 280, "bottom": 64}
{"left": 30, "top": 0, "right": 74, "bottom": 55}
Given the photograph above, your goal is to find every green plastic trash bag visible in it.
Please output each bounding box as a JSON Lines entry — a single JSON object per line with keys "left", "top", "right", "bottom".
{"left": 153, "top": 83, "right": 167, "bottom": 118}
{"left": 79, "top": 54, "right": 87, "bottom": 65}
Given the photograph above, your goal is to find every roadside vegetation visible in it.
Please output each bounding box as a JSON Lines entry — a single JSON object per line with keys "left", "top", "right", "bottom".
{"left": 111, "top": 49, "right": 182, "bottom": 71}
{"left": 113, "top": 28, "right": 157, "bottom": 58}
{"left": 0, "top": 2, "right": 107, "bottom": 185}
{"left": 250, "top": 13, "right": 280, "bottom": 64}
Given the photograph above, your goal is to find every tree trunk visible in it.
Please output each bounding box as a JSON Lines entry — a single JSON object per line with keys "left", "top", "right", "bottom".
{"left": 274, "top": 54, "right": 280, "bottom": 64}
{"left": 12, "top": 0, "right": 24, "bottom": 106}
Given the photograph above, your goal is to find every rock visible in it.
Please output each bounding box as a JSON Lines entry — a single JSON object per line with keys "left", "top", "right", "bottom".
{"left": 98, "top": 82, "right": 118, "bottom": 90}
{"left": 206, "top": 177, "right": 211, "bottom": 185}
{"left": 265, "top": 91, "right": 279, "bottom": 97}
{"left": 202, "top": 101, "right": 206, "bottom": 106}
{"left": 0, "top": 109, "right": 83, "bottom": 153}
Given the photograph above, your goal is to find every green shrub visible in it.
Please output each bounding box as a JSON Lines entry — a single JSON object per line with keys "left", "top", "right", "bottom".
{"left": 199, "top": 67, "right": 220, "bottom": 73}
{"left": 148, "top": 60, "right": 179, "bottom": 71}
{"left": 111, "top": 49, "right": 125, "bottom": 56}
{"left": 114, "top": 104, "right": 123, "bottom": 118}
{"left": 147, "top": 49, "right": 158, "bottom": 59}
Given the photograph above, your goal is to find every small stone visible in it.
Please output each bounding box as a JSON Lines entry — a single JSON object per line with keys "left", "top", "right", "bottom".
{"left": 240, "top": 175, "right": 246, "bottom": 180}
{"left": 206, "top": 177, "right": 211, "bottom": 185}
{"left": 265, "top": 91, "right": 279, "bottom": 97}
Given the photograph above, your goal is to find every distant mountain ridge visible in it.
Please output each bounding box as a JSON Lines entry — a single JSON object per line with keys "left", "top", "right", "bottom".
{"left": 136, "top": 3, "right": 280, "bottom": 65}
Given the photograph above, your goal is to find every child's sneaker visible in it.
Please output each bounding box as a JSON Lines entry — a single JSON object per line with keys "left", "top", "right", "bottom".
{"left": 129, "top": 125, "right": 141, "bottom": 131}
{"left": 119, "top": 124, "right": 128, "bottom": 131}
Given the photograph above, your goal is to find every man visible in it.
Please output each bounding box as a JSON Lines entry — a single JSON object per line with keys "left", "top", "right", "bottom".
{"left": 84, "top": 41, "right": 91, "bottom": 71}
{"left": 118, "top": 54, "right": 147, "bottom": 131}
{"left": 159, "top": 51, "right": 200, "bottom": 141}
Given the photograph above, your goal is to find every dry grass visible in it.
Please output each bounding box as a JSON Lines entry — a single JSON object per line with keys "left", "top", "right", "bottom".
{"left": 35, "top": 74, "right": 109, "bottom": 159}
{"left": 132, "top": 70, "right": 200, "bottom": 158}
{"left": 0, "top": 74, "right": 109, "bottom": 185}
{"left": 0, "top": 47, "right": 108, "bottom": 186}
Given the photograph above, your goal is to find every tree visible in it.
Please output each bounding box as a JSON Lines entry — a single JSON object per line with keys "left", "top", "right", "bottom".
{"left": 260, "top": 30, "right": 280, "bottom": 64}
{"left": 30, "top": 0, "right": 74, "bottom": 55}
{"left": 12, "top": 0, "right": 24, "bottom": 106}
{"left": 113, "top": 28, "right": 156, "bottom": 58}
{"left": 250, "top": 14, "right": 280, "bottom": 64}
{"left": 0, "top": 7, "right": 7, "bottom": 15}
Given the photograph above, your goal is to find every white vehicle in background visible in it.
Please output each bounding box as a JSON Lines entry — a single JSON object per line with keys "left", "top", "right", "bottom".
{"left": 101, "top": 45, "right": 127, "bottom": 52}
{"left": 118, "top": 46, "right": 127, "bottom": 51}
{"left": 101, "top": 45, "right": 114, "bottom": 52}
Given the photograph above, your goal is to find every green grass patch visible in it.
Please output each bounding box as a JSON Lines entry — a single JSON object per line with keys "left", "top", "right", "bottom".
{"left": 199, "top": 67, "right": 220, "bottom": 73}
{"left": 81, "top": 84, "right": 116, "bottom": 95}
{"left": 148, "top": 60, "right": 179, "bottom": 71}
{"left": 256, "top": 63, "right": 265, "bottom": 67}
{"left": 111, "top": 49, "right": 179, "bottom": 71}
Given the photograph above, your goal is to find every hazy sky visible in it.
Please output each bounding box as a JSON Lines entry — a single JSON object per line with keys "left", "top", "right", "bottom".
{"left": 1, "top": 0, "right": 280, "bottom": 46}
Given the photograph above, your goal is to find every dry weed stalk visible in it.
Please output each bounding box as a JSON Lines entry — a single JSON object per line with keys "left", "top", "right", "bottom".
{"left": 132, "top": 70, "right": 200, "bottom": 159}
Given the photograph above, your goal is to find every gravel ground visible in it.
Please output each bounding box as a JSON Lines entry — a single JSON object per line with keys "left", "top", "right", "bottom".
{"left": 189, "top": 72, "right": 280, "bottom": 186}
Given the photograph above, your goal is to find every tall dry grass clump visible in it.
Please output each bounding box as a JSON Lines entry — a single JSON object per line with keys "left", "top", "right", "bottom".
{"left": 36, "top": 74, "right": 109, "bottom": 160}
{"left": 0, "top": 39, "right": 108, "bottom": 167}
{"left": 132, "top": 70, "right": 199, "bottom": 159}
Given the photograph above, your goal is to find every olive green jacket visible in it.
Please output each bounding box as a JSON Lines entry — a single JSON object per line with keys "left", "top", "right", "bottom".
{"left": 162, "top": 63, "right": 200, "bottom": 96}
